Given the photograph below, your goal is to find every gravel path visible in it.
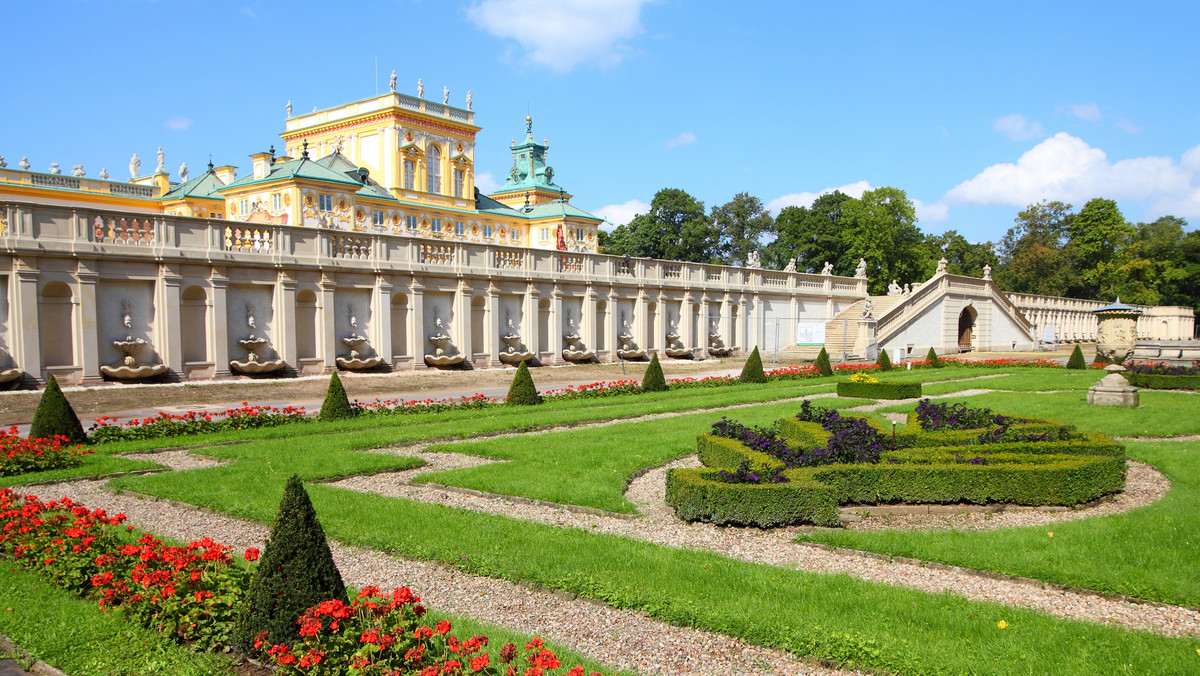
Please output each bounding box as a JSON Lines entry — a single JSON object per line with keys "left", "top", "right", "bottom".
{"left": 25, "top": 471, "right": 853, "bottom": 676}
{"left": 329, "top": 447, "right": 1198, "bottom": 639}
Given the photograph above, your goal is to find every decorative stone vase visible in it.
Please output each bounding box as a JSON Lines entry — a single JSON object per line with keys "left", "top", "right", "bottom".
{"left": 1092, "top": 299, "right": 1142, "bottom": 365}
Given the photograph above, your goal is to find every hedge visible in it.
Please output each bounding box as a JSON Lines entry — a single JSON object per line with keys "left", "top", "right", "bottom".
{"left": 667, "top": 414, "right": 1127, "bottom": 527}
{"left": 893, "top": 413, "right": 1079, "bottom": 448}
{"left": 835, "top": 381, "right": 923, "bottom": 399}
{"left": 1125, "top": 373, "right": 1200, "bottom": 390}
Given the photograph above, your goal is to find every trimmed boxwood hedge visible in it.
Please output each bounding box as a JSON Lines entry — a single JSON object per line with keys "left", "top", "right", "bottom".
{"left": 666, "top": 412, "right": 1127, "bottom": 528}
{"left": 834, "top": 381, "right": 923, "bottom": 399}
{"left": 1125, "top": 373, "right": 1200, "bottom": 390}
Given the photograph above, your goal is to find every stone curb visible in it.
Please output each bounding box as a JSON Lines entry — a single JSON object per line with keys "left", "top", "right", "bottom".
{"left": 796, "top": 541, "right": 1200, "bottom": 614}
{"left": 0, "top": 633, "right": 69, "bottom": 676}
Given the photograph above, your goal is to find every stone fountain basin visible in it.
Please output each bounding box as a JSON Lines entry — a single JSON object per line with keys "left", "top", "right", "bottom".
{"left": 563, "top": 349, "right": 594, "bottom": 362}
{"left": 0, "top": 368, "right": 22, "bottom": 384}
{"left": 230, "top": 359, "right": 286, "bottom": 375}
{"left": 100, "top": 363, "right": 169, "bottom": 381}
{"left": 342, "top": 334, "right": 369, "bottom": 347}
{"left": 337, "top": 355, "right": 384, "bottom": 371}
{"left": 498, "top": 350, "right": 534, "bottom": 365}
{"left": 424, "top": 353, "right": 464, "bottom": 367}
{"left": 238, "top": 337, "right": 270, "bottom": 349}
{"left": 616, "top": 348, "right": 646, "bottom": 360}
{"left": 665, "top": 346, "right": 693, "bottom": 358}
{"left": 708, "top": 346, "right": 734, "bottom": 357}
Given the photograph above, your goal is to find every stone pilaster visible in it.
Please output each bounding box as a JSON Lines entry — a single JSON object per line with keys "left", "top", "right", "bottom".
{"left": 210, "top": 269, "right": 231, "bottom": 377}
{"left": 409, "top": 277, "right": 425, "bottom": 368}
{"left": 275, "top": 271, "right": 298, "bottom": 367}
{"left": 456, "top": 280, "right": 472, "bottom": 362}
{"left": 523, "top": 283, "right": 540, "bottom": 356}
{"left": 156, "top": 263, "right": 183, "bottom": 379}
{"left": 11, "top": 260, "right": 40, "bottom": 381}
{"left": 374, "top": 275, "right": 393, "bottom": 367}
{"left": 550, "top": 285, "right": 563, "bottom": 363}
{"left": 584, "top": 286, "right": 597, "bottom": 354}
{"left": 75, "top": 262, "right": 102, "bottom": 384}
{"left": 319, "top": 273, "right": 337, "bottom": 372}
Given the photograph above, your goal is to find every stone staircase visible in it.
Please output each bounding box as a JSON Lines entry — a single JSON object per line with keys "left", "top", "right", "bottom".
{"left": 822, "top": 296, "right": 903, "bottom": 359}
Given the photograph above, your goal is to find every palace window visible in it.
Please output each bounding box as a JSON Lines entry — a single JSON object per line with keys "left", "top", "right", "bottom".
{"left": 431, "top": 218, "right": 442, "bottom": 233}
{"left": 271, "top": 193, "right": 282, "bottom": 212}
{"left": 403, "top": 160, "right": 415, "bottom": 190}
{"left": 454, "top": 220, "right": 465, "bottom": 236}
{"left": 238, "top": 199, "right": 249, "bottom": 216}
{"left": 426, "top": 145, "right": 441, "bottom": 193}
{"left": 406, "top": 214, "right": 418, "bottom": 231}
{"left": 575, "top": 227, "right": 585, "bottom": 241}
{"left": 373, "top": 210, "right": 386, "bottom": 227}
{"left": 453, "top": 169, "right": 465, "bottom": 197}
{"left": 539, "top": 228, "right": 550, "bottom": 242}
{"left": 318, "top": 194, "right": 333, "bottom": 212}
{"left": 511, "top": 228, "right": 521, "bottom": 242}
{"left": 483, "top": 224, "right": 493, "bottom": 238}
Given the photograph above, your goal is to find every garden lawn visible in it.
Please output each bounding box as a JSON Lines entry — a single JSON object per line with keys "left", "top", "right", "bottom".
{"left": 0, "top": 452, "right": 157, "bottom": 489}
{"left": 918, "top": 369, "right": 1104, "bottom": 395}
{"left": 798, "top": 439, "right": 1200, "bottom": 607}
{"left": 0, "top": 565, "right": 237, "bottom": 676}
{"left": 418, "top": 398, "right": 872, "bottom": 513}
{"left": 108, "top": 468, "right": 1200, "bottom": 676}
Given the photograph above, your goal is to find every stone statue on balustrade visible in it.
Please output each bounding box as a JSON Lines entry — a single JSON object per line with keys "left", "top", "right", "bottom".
{"left": 861, "top": 299, "right": 875, "bottom": 319}
{"left": 855, "top": 258, "right": 868, "bottom": 278}
{"left": 887, "top": 279, "right": 902, "bottom": 296}
{"left": 130, "top": 153, "right": 140, "bottom": 179}
{"left": 179, "top": 162, "right": 189, "bottom": 182}
{"left": 821, "top": 261, "right": 833, "bottom": 275}
{"left": 982, "top": 264, "right": 992, "bottom": 280}
{"left": 156, "top": 147, "right": 165, "bottom": 173}
{"left": 389, "top": 70, "right": 397, "bottom": 92}
{"left": 784, "top": 258, "right": 796, "bottom": 272}
{"left": 936, "top": 257, "right": 948, "bottom": 273}
{"left": 746, "top": 251, "right": 761, "bottom": 269}
{"left": 71, "top": 165, "right": 85, "bottom": 177}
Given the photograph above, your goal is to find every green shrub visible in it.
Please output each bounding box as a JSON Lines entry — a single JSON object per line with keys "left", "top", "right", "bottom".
{"left": 815, "top": 347, "right": 833, "bottom": 377}
{"left": 234, "top": 475, "right": 347, "bottom": 653}
{"left": 739, "top": 347, "right": 766, "bottom": 383}
{"left": 318, "top": 372, "right": 356, "bottom": 421}
{"left": 835, "top": 381, "right": 922, "bottom": 399}
{"left": 642, "top": 353, "right": 668, "bottom": 392}
{"left": 666, "top": 468, "right": 841, "bottom": 527}
{"left": 1125, "top": 373, "right": 1200, "bottom": 390}
{"left": 926, "top": 347, "right": 943, "bottom": 368}
{"left": 876, "top": 349, "right": 893, "bottom": 371}
{"left": 1066, "top": 345, "right": 1087, "bottom": 370}
{"left": 506, "top": 360, "right": 543, "bottom": 405}
{"left": 29, "top": 376, "right": 85, "bottom": 443}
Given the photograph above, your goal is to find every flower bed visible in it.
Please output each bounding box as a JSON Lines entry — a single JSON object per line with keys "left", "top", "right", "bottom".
{"left": 0, "top": 488, "right": 604, "bottom": 675}
{"left": 1123, "top": 362, "right": 1200, "bottom": 390}
{"left": 89, "top": 403, "right": 308, "bottom": 443}
{"left": 0, "top": 428, "right": 93, "bottom": 476}
{"left": 666, "top": 401, "right": 1126, "bottom": 528}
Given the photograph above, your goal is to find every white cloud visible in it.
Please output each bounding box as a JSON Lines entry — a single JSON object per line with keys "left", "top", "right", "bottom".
{"left": 664, "top": 131, "right": 696, "bottom": 149}
{"left": 765, "top": 180, "right": 873, "bottom": 215}
{"left": 944, "top": 132, "right": 1200, "bottom": 218}
{"left": 914, "top": 199, "right": 950, "bottom": 223}
{"left": 475, "top": 171, "right": 499, "bottom": 194}
{"left": 467, "top": 0, "right": 646, "bottom": 72}
{"left": 594, "top": 198, "right": 649, "bottom": 228}
{"left": 165, "top": 116, "right": 193, "bottom": 132}
{"left": 1067, "top": 102, "right": 1102, "bottom": 122}
{"left": 993, "top": 113, "right": 1044, "bottom": 141}
{"left": 1114, "top": 117, "right": 1142, "bottom": 134}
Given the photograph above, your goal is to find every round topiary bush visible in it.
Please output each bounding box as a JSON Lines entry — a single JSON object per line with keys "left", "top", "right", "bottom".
{"left": 876, "top": 348, "right": 893, "bottom": 371}
{"left": 29, "top": 376, "right": 86, "bottom": 443}
{"left": 1066, "top": 345, "right": 1087, "bottom": 370}
{"left": 815, "top": 347, "right": 833, "bottom": 377}
{"left": 740, "top": 346, "right": 766, "bottom": 383}
{"left": 926, "top": 347, "right": 944, "bottom": 368}
{"left": 506, "top": 360, "right": 543, "bottom": 405}
{"left": 642, "top": 353, "right": 668, "bottom": 392}
{"left": 233, "top": 475, "right": 347, "bottom": 653}
{"left": 318, "top": 371, "right": 356, "bottom": 421}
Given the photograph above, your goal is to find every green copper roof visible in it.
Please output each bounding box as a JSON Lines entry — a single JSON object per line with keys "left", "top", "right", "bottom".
{"left": 522, "top": 199, "right": 603, "bottom": 222}
{"left": 495, "top": 115, "right": 564, "bottom": 195}
{"left": 160, "top": 166, "right": 225, "bottom": 201}
{"left": 474, "top": 188, "right": 524, "bottom": 217}
{"left": 218, "top": 152, "right": 364, "bottom": 193}
{"left": 313, "top": 151, "right": 397, "bottom": 201}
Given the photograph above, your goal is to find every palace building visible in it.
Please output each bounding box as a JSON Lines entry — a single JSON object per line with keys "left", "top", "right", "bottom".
{"left": 0, "top": 88, "right": 1193, "bottom": 386}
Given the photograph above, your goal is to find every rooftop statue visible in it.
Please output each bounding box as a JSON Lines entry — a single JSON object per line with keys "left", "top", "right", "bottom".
{"left": 821, "top": 261, "right": 833, "bottom": 275}
{"left": 389, "top": 70, "right": 397, "bottom": 92}
{"left": 156, "top": 147, "right": 165, "bottom": 173}
{"left": 855, "top": 258, "right": 868, "bottom": 278}
{"left": 129, "top": 153, "right": 141, "bottom": 179}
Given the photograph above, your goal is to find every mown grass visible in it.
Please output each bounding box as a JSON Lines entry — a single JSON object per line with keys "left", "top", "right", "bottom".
{"left": 0, "top": 565, "right": 237, "bottom": 676}
{"left": 918, "top": 369, "right": 1104, "bottom": 395}
{"left": 0, "top": 454, "right": 158, "bottom": 489}
{"left": 419, "top": 398, "right": 871, "bottom": 513}
{"left": 108, "top": 467, "right": 1200, "bottom": 676}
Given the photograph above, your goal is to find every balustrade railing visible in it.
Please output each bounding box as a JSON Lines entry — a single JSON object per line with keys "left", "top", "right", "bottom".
{"left": 495, "top": 250, "right": 522, "bottom": 269}
{"left": 93, "top": 215, "right": 154, "bottom": 245}
{"left": 420, "top": 243, "right": 454, "bottom": 265}
{"left": 332, "top": 235, "right": 370, "bottom": 259}
{"left": 762, "top": 273, "right": 786, "bottom": 287}
{"left": 224, "top": 226, "right": 271, "bottom": 253}
{"left": 558, "top": 254, "right": 583, "bottom": 273}
{"left": 663, "top": 264, "right": 681, "bottom": 279}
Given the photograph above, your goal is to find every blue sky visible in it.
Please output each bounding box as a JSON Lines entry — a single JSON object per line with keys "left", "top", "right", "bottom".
{"left": 5, "top": 1, "right": 1199, "bottom": 242}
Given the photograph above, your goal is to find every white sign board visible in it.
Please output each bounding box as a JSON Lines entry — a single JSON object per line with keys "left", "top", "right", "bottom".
{"left": 795, "top": 322, "right": 826, "bottom": 346}
{"left": 1042, "top": 326, "right": 1057, "bottom": 344}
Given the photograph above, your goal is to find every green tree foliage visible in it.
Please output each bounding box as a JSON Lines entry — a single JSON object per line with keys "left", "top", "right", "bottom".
{"left": 234, "top": 475, "right": 347, "bottom": 653}
{"left": 815, "top": 347, "right": 833, "bottom": 377}
{"left": 924, "top": 230, "right": 999, "bottom": 278}
{"left": 601, "top": 188, "right": 718, "bottom": 262}
{"left": 642, "top": 353, "right": 668, "bottom": 392}
{"left": 739, "top": 346, "right": 766, "bottom": 383}
{"left": 995, "top": 201, "right": 1079, "bottom": 297}
{"left": 28, "top": 376, "right": 86, "bottom": 443}
{"left": 876, "top": 348, "right": 893, "bottom": 371}
{"left": 318, "top": 372, "right": 356, "bottom": 421}
{"left": 840, "top": 187, "right": 932, "bottom": 294}
{"left": 506, "top": 360, "right": 543, "bottom": 405}
{"left": 926, "top": 347, "right": 943, "bottom": 368}
{"left": 711, "top": 193, "right": 774, "bottom": 267}
{"left": 763, "top": 191, "right": 854, "bottom": 272}
{"left": 1066, "top": 345, "right": 1087, "bottom": 370}
{"left": 1069, "top": 198, "right": 1136, "bottom": 298}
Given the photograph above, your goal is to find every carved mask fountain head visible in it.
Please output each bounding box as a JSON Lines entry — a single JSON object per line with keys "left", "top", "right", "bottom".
{"left": 121, "top": 300, "right": 132, "bottom": 329}
{"left": 245, "top": 303, "right": 256, "bottom": 329}
{"left": 348, "top": 304, "right": 358, "bottom": 328}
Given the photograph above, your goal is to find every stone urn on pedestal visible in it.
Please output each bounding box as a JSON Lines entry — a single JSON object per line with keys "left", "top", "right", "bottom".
{"left": 1093, "top": 298, "right": 1142, "bottom": 365}
{"left": 498, "top": 313, "right": 534, "bottom": 365}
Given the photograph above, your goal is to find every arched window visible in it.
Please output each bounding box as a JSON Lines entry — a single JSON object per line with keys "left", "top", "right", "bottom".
{"left": 426, "top": 145, "right": 441, "bottom": 194}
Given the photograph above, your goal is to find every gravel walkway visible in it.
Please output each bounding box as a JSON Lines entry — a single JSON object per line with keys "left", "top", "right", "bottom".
{"left": 330, "top": 447, "right": 1198, "bottom": 639}
{"left": 24, "top": 469, "right": 853, "bottom": 676}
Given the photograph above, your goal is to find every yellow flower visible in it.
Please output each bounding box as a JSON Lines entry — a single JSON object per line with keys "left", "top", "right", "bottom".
{"left": 1047, "top": 532, "right": 1054, "bottom": 538}
{"left": 997, "top": 620, "right": 1008, "bottom": 629}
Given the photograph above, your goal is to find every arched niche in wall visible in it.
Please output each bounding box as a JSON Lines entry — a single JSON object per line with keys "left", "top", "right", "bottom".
{"left": 537, "top": 297, "right": 551, "bottom": 351}
{"left": 391, "top": 293, "right": 408, "bottom": 359}
{"left": 296, "top": 289, "right": 319, "bottom": 360}
{"left": 39, "top": 281, "right": 75, "bottom": 367}
{"left": 595, "top": 299, "right": 608, "bottom": 351}
{"left": 471, "top": 295, "right": 485, "bottom": 356}
{"left": 181, "top": 285, "right": 208, "bottom": 363}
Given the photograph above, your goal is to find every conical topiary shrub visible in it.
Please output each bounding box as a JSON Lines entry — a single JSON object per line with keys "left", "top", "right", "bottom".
{"left": 233, "top": 475, "right": 347, "bottom": 653}
{"left": 29, "top": 376, "right": 85, "bottom": 443}
{"left": 506, "top": 360, "right": 543, "bottom": 405}
{"left": 740, "top": 346, "right": 767, "bottom": 383}
{"left": 318, "top": 371, "right": 356, "bottom": 421}
{"left": 876, "top": 348, "right": 893, "bottom": 372}
{"left": 926, "top": 347, "right": 944, "bottom": 368}
{"left": 642, "top": 353, "right": 668, "bottom": 392}
{"left": 1066, "top": 345, "right": 1087, "bottom": 370}
{"left": 815, "top": 347, "right": 834, "bottom": 377}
